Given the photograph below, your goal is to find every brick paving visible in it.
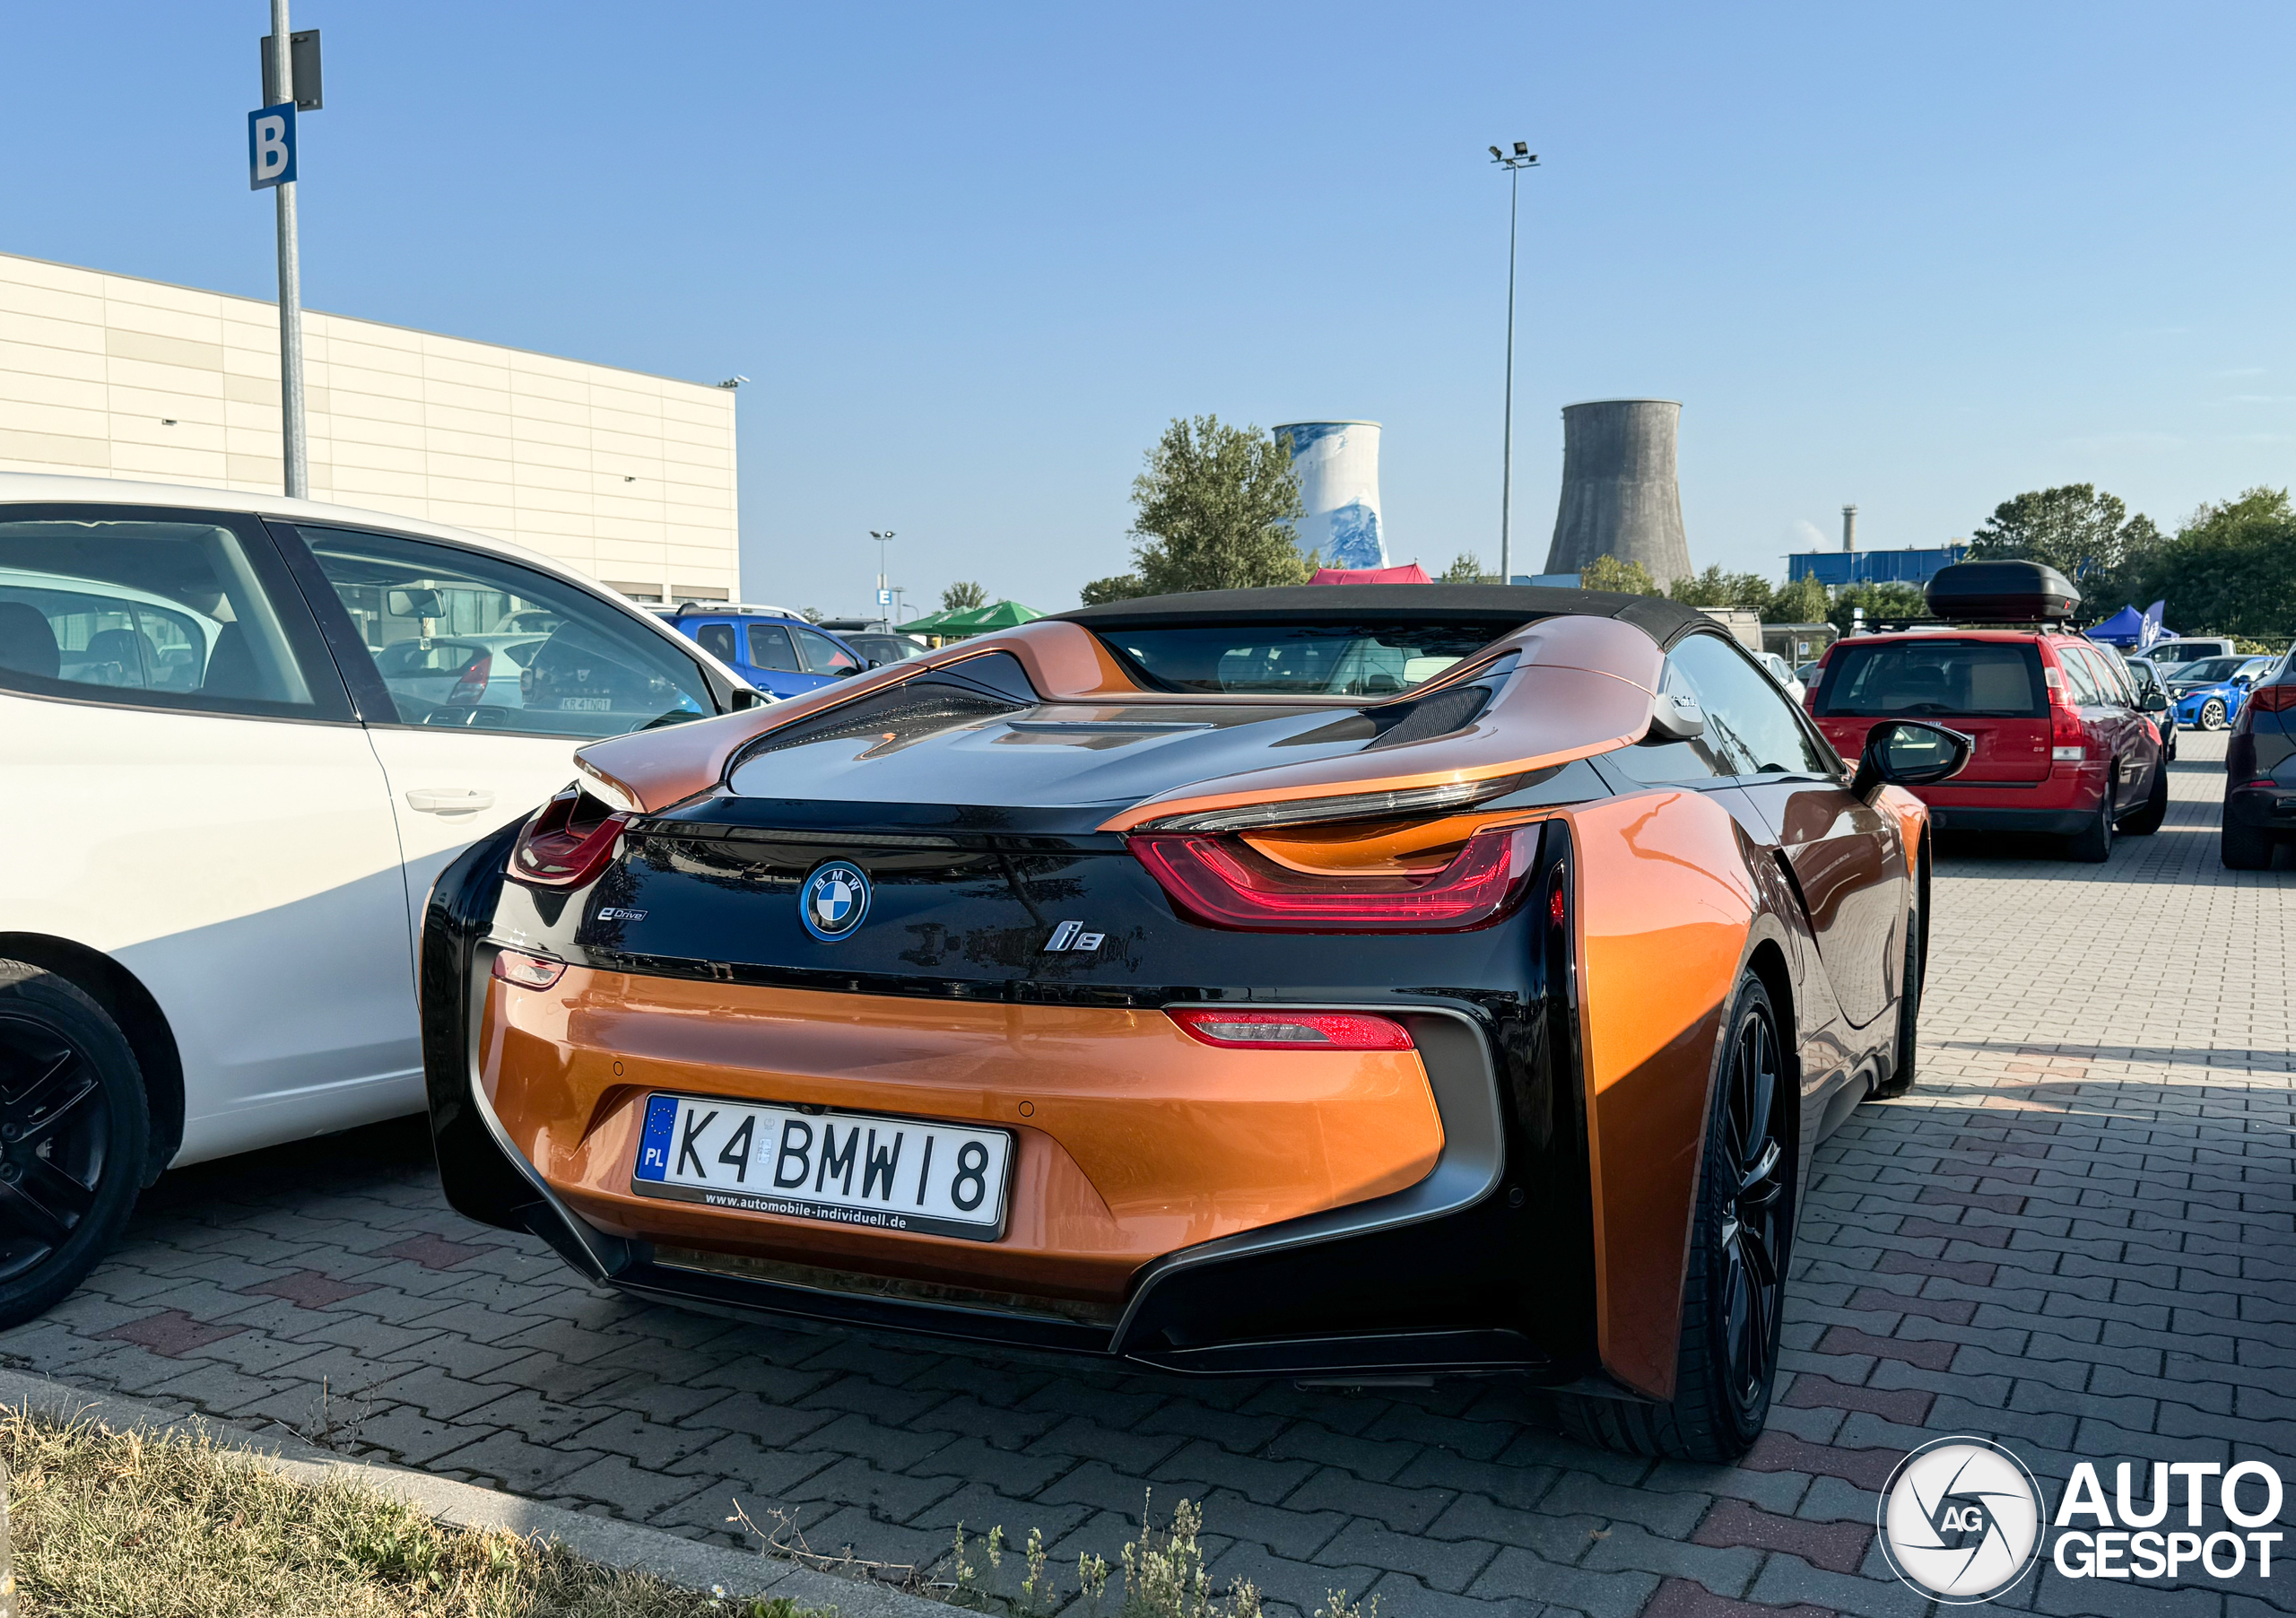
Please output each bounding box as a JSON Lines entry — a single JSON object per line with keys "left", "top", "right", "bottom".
{"left": 4, "top": 735, "right": 2290, "bottom": 1616}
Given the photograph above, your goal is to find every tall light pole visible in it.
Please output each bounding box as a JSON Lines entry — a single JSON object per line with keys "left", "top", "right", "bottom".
{"left": 1488, "top": 142, "right": 1538, "bottom": 584}
{"left": 269, "top": 1, "right": 307, "bottom": 499}
{"left": 869, "top": 530, "right": 895, "bottom": 618}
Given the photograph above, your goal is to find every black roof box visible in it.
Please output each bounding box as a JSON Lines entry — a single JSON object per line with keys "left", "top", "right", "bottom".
{"left": 1924, "top": 560, "right": 2081, "bottom": 622}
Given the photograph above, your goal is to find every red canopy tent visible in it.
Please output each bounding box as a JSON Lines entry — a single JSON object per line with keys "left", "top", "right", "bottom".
{"left": 1309, "top": 563, "right": 1431, "bottom": 586}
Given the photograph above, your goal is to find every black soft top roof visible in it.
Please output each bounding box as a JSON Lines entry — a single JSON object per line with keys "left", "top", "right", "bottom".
{"left": 1051, "top": 584, "right": 1709, "bottom": 648}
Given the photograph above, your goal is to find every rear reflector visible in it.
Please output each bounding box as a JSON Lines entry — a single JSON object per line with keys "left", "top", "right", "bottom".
{"left": 1168, "top": 1008, "right": 1413, "bottom": 1051}
{"left": 1131, "top": 824, "right": 1537, "bottom": 932}
{"left": 508, "top": 788, "right": 631, "bottom": 889}
{"left": 2249, "top": 685, "right": 2296, "bottom": 712}
{"left": 491, "top": 949, "right": 567, "bottom": 989}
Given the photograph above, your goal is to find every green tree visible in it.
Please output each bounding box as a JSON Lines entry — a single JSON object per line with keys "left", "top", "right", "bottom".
{"left": 1767, "top": 573, "right": 1831, "bottom": 624}
{"left": 1086, "top": 415, "right": 1309, "bottom": 604}
{"left": 1970, "top": 484, "right": 2160, "bottom": 595}
{"left": 1828, "top": 581, "right": 1928, "bottom": 633}
{"left": 1079, "top": 573, "right": 1150, "bottom": 605}
{"left": 940, "top": 579, "right": 987, "bottom": 613}
{"left": 1440, "top": 552, "right": 1489, "bottom": 584}
{"left": 1578, "top": 554, "right": 1661, "bottom": 596}
{"left": 1667, "top": 565, "right": 1775, "bottom": 613}
{"left": 2139, "top": 487, "right": 2296, "bottom": 636}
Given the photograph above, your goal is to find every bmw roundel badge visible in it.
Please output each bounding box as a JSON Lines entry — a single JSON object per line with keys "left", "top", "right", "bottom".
{"left": 800, "top": 861, "right": 871, "bottom": 942}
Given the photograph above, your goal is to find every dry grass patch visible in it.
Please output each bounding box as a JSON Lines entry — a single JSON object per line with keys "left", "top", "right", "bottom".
{"left": 0, "top": 1407, "right": 809, "bottom": 1618}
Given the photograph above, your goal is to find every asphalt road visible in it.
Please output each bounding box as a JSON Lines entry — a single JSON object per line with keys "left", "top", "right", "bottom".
{"left": 5, "top": 732, "right": 2289, "bottom": 1618}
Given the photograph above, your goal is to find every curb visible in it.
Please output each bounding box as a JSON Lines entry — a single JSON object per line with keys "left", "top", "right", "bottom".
{"left": 0, "top": 1365, "right": 945, "bottom": 1618}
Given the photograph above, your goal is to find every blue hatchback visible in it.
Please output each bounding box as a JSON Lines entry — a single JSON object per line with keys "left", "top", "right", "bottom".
{"left": 2166, "top": 655, "right": 2276, "bottom": 731}
{"left": 666, "top": 609, "right": 874, "bottom": 699}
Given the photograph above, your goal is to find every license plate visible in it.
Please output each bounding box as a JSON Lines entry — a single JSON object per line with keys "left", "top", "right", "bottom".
{"left": 559, "top": 696, "right": 613, "bottom": 711}
{"left": 630, "top": 1093, "right": 1013, "bottom": 1241}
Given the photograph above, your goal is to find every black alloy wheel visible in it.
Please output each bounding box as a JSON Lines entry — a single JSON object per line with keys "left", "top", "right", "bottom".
{"left": 0, "top": 963, "right": 149, "bottom": 1328}
{"left": 1713, "top": 990, "right": 1791, "bottom": 1422}
{"left": 1560, "top": 973, "right": 1794, "bottom": 1462}
{"left": 2200, "top": 698, "right": 2228, "bottom": 731}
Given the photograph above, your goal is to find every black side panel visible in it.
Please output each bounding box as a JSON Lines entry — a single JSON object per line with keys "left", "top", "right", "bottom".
{"left": 420, "top": 819, "right": 533, "bottom": 1231}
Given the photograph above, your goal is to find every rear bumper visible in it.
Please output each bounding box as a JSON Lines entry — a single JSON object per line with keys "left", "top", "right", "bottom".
{"left": 2225, "top": 786, "right": 2296, "bottom": 832}
{"left": 1920, "top": 805, "right": 2093, "bottom": 835}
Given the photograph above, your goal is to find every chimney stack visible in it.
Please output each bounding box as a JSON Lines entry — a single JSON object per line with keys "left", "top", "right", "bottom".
{"left": 1842, "top": 504, "right": 1858, "bottom": 554}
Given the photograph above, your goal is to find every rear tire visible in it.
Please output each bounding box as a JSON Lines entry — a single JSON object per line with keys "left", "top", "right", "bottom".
{"left": 2222, "top": 819, "right": 2274, "bottom": 870}
{"left": 1558, "top": 973, "right": 1792, "bottom": 1462}
{"left": 0, "top": 961, "right": 150, "bottom": 1329}
{"left": 2120, "top": 761, "right": 2169, "bottom": 836}
{"left": 2200, "top": 698, "right": 2228, "bottom": 731}
{"left": 2067, "top": 796, "right": 2114, "bottom": 862}
{"left": 1874, "top": 917, "right": 1920, "bottom": 1098}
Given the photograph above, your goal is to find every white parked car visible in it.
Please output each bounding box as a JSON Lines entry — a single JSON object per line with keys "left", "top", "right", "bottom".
{"left": 0, "top": 473, "right": 761, "bottom": 1324}
{"left": 1756, "top": 649, "right": 1807, "bottom": 704}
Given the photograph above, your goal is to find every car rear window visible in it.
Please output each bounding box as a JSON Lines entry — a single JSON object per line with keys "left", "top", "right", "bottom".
{"left": 1816, "top": 639, "right": 2047, "bottom": 718}
{"left": 1097, "top": 621, "right": 1504, "bottom": 696}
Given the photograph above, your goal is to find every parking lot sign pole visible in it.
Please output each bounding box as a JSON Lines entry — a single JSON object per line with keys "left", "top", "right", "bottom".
{"left": 266, "top": 1, "right": 306, "bottom": 499}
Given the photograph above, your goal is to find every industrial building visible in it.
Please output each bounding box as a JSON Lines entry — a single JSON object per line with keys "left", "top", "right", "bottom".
{"left": 1787, "top": 504, "right": 1966, "bottom": 587}
{"left": 0, "top": 248, "right": 737, "bottom": 603}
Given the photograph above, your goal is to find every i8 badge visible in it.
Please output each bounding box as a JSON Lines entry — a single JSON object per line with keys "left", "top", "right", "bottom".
{"left": 801, "top": 861, "right": 871, "bottom": 942}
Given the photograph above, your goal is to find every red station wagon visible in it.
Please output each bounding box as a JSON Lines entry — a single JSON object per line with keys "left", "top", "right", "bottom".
{"left": 1804, "top": 562, "right": 2170, "bottom": 862}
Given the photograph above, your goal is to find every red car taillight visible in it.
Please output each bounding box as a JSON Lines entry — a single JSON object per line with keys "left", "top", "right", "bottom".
{"left": 1130, "top": 824, "right": 1538, "bottom": 933}
{"left": 2249, "top": 685, "right": 2296, "bottom": 713}
{"left": 449, "top": 652, "right": 492, "bottom": 705}
{"left": 491, "top": 949, "right": 567, "bottom": 988}
{"left": 1168, "top": 1008, "right": 1413, "bottom": 1050}
{"left": 507, "top": 788, "right": 631, "bottom": 889}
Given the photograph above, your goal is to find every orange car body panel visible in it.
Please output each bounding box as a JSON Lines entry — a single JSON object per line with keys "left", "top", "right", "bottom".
{"left": 573, "top": 613, "right": 1669, "bottom": 822}
{"left": 480, "top": 969, "right": 1445, "bottom": 1305}
{"left": 1562, "top": 789, "right": 1760, "bottom": 1401}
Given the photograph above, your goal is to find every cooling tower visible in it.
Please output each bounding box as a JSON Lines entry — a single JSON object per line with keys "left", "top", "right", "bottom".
{"left": 1274, "top": 421, "right": 1387, "bottom": 570}
{"left": 1544, "top": 400, "right": 1692, "bottom": 584}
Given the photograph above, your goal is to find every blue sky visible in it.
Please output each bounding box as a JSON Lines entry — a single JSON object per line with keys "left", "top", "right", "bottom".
{"left": 6, "top": 3, "right": 2293, "bottom": 615}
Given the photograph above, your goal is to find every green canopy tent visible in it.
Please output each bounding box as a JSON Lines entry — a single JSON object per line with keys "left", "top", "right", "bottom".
{"left": 895, "top": 599, "right": 1042, "bottom": 639}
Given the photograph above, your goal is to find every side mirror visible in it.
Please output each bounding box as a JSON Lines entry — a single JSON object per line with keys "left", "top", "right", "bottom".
{"left": 2142, "top": 692, "right": 2170, "bottom": 714}
{"left": 1852, "top": 719, "right": 1972, "bottom": 800}
{"left": 866, "top": 658, "right": 883, "bottom": 669}
{"left": 832, "top": 665, "right": 861, "bottom": 679}
{"left": 1646, "top": 691, "right": 1706, "bottom": 742}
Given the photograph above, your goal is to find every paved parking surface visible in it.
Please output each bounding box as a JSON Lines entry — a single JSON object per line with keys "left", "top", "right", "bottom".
{"left": 4, "top": 734, "right": 2290, "bottom": 1618}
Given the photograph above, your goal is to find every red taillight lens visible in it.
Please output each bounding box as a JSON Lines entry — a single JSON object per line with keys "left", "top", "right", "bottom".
{"left": 1131, "top": 824, "right": 1537, "bottom": 933}
{"left": 449, "top": 651, "right": 492, "bottom": 705}
{"left": 507, "top": 789, "right": 631, "bottom": 889}
{"left": 2249, "top": 685, "right": 2296, "bottom": 712}
{"left": 1168, "top": 1008, "right": 1413, "bottom": 1051}
{"left": 491, "top": 949, "right": 567, "bottom": 989}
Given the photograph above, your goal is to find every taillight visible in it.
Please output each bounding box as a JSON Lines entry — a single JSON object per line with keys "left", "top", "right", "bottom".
{"left": 508, "top": 788, "right": 631, "bottom": 888}
{"left": 2044, "top": 664, "right": 2086, "bottom": 760}
{"left": 491, "top": 949, "right": 567, "bottom": 988}
{"left": 2249, "top": 685, "right": 2296, "bottom": 713}
{"left": 449, "top": 652, "right": 492, "bottom": 705}
{"left": 1131, "top": 824, "right": 1537, "bottom": 933}
{"left": 1168, "top": 1008, "right": 1413, "bottom": 1050}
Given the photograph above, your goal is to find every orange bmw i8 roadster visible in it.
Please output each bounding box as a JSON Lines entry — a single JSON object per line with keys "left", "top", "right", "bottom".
{"left": 422, "top": 586, "right": 1969, "bottom": 1460}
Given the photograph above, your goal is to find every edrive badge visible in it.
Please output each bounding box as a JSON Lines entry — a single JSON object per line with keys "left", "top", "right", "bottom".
{"left": 800, "top": 861, "right": 870, "bottom": 942}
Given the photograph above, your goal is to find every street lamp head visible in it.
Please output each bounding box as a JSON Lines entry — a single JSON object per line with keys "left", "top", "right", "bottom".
{"left": 1513, "top": 142, "right": 1528, "bottom": 157}
{"left": 1489, "top": 145, "right": 1503, "bottom": 159}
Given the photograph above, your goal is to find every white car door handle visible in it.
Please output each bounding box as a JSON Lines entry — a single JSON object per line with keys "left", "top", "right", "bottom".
{"left": 404, "top": 787, "right": 496, "bottom": 813}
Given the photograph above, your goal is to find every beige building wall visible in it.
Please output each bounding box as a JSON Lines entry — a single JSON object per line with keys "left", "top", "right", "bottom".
{"left": 0, "top": 249, "right": 737, "bottom": 603}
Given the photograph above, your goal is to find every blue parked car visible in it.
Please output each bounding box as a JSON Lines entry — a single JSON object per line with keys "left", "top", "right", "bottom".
{"left": 2166, "top": 655, "right": 2276, "bottom": 731}
{"left": 664, "top": 605, "right": 874, "bottom": 699}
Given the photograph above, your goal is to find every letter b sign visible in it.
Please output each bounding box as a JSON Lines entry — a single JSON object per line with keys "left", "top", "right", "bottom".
{"left": 248, "top": 102, "right": 296, "bottom": 190}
